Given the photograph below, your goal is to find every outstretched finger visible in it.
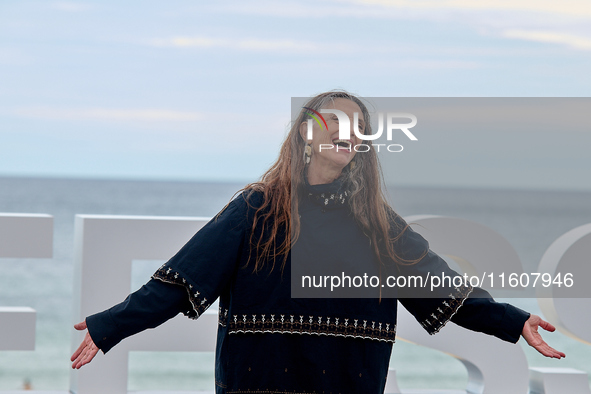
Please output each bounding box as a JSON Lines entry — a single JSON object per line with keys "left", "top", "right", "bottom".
{"left": 76, "top": 345, "right": 93, "bottom": 369}
{"left": 72, "top": 344, "right": 90, "bottom": 369}
{"left": 535, "top": 342, "right": 565, "bottom": 359}
{"left": 75, "top": 343, "right": 98, "bottom": 369}
{"left": 536, "top": 343, "right": 556, "bottom": 358}
{"left": 538, "top": 319, "right": 556, "bottom": 332}
{"left": 72, "top": 347, "right": 86, "bottom": 369}
{"left": 548, "top": 346, "right": 566, "bottom": 359}
{"left": 71, "top": 321, "right": 89, "bottom": 361}
{"left": 71, "top": 339, "right": 86, "bottom": 362}
{"left": 75, "top": 350, "right": 88, "bottom": 369}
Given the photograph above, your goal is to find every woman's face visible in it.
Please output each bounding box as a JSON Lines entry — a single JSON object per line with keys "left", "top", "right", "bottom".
{"left": 300, "top": 98, "right": 365, "bottom": 174}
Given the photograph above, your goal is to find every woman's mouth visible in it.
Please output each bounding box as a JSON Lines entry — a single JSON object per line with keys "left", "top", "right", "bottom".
{"left": 332, "top": 139, "right": 352, "bottom": 151}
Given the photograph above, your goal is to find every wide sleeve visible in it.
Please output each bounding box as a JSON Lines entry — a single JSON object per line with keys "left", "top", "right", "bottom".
{"left": 86, "top": 279, "right": 192, "bottom": 353}
{"left": 392, "top": 214, "right": 530, "bottom": 341}
{"left": 150, "top": 191, "right": 252, "bottom": 318}
{"left": 450, "top": 287, "right": 530, "bottom": 343}
{"left": 396, "top": 247, "right": 474, "bottom": 335}
{"left": 85, "top": 191, "right": 254, "bottom": 353}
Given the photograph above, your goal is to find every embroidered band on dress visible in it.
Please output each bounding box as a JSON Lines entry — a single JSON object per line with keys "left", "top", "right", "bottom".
{"left": 224, "top": 312, "right": 396, "bottom": 342}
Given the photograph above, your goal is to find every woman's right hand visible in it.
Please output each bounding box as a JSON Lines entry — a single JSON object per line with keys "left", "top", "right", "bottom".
{"left": 71, "top": 320, "right": 100, "bottom": 369}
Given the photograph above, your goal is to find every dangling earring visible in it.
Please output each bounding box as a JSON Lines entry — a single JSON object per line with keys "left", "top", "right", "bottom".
{"left": 349, "top": 160, "right": 356, "bottom": 170}
{"left": 303, "top": 142, "right": 312, "bottom": 164}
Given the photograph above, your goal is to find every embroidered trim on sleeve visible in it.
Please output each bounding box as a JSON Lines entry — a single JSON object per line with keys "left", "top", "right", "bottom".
{"left": 152, "top": 266, "right": 211, "bottom": 319}
{"left": 226, "top": 313, "right": 396, "bottom": 342}
{"left": 421, "top": 284, "right": 474, "bottom": 335}
{"left": 219, "top": 305, "right": 229, "bottom": 327}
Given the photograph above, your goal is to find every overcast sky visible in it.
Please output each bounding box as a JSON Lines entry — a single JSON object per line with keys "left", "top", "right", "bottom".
{"left": 1, "top": 0, "right": 590, "bottom": 190}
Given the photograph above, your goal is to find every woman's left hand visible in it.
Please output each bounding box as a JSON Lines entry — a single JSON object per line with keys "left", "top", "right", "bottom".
{"left": 521, "top": 314, "right": 566, "bottom": 359}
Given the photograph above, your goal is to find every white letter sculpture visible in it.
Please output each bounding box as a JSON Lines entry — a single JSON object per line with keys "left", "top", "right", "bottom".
{"left": 0, "top": 213, "right": 53, "bottom": 350}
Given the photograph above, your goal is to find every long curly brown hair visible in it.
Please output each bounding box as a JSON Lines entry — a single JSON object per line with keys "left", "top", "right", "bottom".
{"left": 234, "top": 90, "right": 425, "bottom": 273}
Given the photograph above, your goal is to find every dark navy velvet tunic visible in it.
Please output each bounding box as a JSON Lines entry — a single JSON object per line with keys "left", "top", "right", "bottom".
{"left": 86, "top": 180, "right": 530, "bottom": 394}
